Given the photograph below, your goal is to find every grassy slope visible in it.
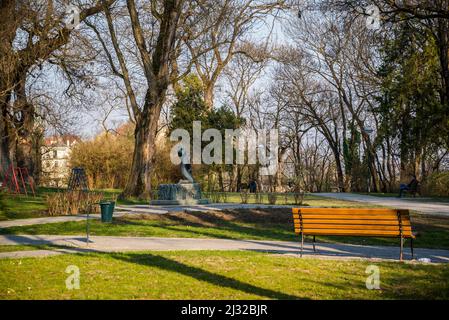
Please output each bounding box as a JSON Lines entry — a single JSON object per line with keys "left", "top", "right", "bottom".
{"left": 0, "top": 188, "right": 141, "bottom": 221}
{"left": 0, "top": 191, "right": 374, "bottom": 221}
{"left": 0, "top": 245, "right": 46, "bottom": 253}
{"left": 1, "top": 250, "right": 448, "bottom": 300}
{"left": 0, "top": 190, "right": 356, "bottom": 219}
{"left": 0, "top": 194, "right": 47, "bottom": 220}
{"left": 2, "top": 207, "right": 449, "bottom": 250}
{"left": 0, "top": 244, "right": 74, "bottom": 253}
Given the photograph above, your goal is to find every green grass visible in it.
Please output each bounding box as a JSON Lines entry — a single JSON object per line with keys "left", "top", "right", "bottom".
{"left": 204, "top": 193, "right": 383, "bottom": 207}
{"left": 0, "top": 189, "right": 379, "bottom": 222}
{"left": 1, "top": 250, "right": 448, "bottom": 300}
{"left": 0, "top": 188, "right": 145, "bottom": 221}
{"left": 0, "top": 194, "right": 47, "bottom": 221}
{"left": 356, "top": 192, "right": 401, "bottom": 198}
{"left": 2, "top": 208, "right": 449, "bottom": 250}
{"left": 302, "top": 195, "right": 382, "bottom": 207}
{"left": 0, "top": 245, "right": 41, "bottom": 253}
{"left": 0, "top": 244, "right": 73, "bottom": 253}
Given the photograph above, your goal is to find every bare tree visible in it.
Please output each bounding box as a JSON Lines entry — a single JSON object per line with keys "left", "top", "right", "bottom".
{"left": 87, "top": 0, "right": 184, "bottom": 198}
{"left": 0, "top": 0, "right": 114, "bottom": 178}
{"left": 183, "top": 0, "right": 286, "bottom": 109}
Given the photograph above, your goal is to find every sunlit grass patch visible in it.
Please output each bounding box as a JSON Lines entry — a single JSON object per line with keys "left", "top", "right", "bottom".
{"left": 0, "top": 250, "right": 448, "bottom": 300}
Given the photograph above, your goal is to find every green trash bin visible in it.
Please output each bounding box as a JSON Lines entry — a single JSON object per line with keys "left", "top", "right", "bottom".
{"left": 108, "top": 201, "right": 115, "bottom": 221}
{"left": 99, "top": 202, "right": 112, "bottom": 223}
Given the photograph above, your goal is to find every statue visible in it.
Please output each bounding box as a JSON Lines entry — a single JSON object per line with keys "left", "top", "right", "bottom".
{"left": 150, "top": 146, "right": 208, "bottom": 205}
{"left": 178, "top": 147, "right": 194, "bottom": 183}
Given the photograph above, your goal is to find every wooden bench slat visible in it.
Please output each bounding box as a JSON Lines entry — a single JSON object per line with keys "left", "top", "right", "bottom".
{"left": 297, "top": 229, "right": 414, "bottom": 237}
{"left": 295, "top": 223, "right": 412, "bottom": 232}
{"left": 293, "top": 208, "right": 401, "bottom": 215}
{"left": 293, "top": 213, "right": 411, "bottom": 219}
{"left": 297, "top": 214, "right": 400, "bottom": 220}
{"left": 293, "top": 219, "right": 411, "bottom": 226}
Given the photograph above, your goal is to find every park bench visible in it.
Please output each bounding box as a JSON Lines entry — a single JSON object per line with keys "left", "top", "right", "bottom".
{"left": 402, "top": 181, "right": 420, "bottom": 197}
{"left": 292, "top": 208, "right": 416, "bottom": 260}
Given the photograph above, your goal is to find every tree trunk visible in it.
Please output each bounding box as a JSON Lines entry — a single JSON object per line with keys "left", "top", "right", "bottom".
{"left": 0, "top": 69, "right": 15, "bottom": 174}
{"left": 218, "top": 166, "right": 224, "bottom": 191}
{"left": 335, "top": 155, "right": 345, "bottom": 192}
{"left": 0, "top": 99, "right": 13, "bottom": 174}
{"left": 11, "top": 71, "right": 41, "bottom": 183}
{"left": 122, "top": 100, "right": 163, "bottom": 199}
{"left": 236, "top": 165, "right": 242, "bottom": 192}
{"left": 437, "top": 17, "right": 449, "bottom": 111}
{"left": 204, "top": 83, "right": 214, "bottom": 109}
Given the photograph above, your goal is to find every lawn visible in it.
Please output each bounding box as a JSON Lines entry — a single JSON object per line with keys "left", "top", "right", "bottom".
{"left": 0, "top": 193, "right": 47, "bottom": 221}
{"left": 0, "top": 244, "right": 73, "bottom": 253}
{"left": 2, "top": 208, "right": 449, "bottom": 250}
{"left": 0, "top": 188, "right": 153, "bottom": 220}
{"left": 1, "top": 250, "right": 448, "bottom": 300}
{"left": 0, "top": 190, "right": 378, "bottom": 221}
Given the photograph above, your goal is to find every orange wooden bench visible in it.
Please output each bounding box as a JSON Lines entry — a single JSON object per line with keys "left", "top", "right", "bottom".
{"left": 292, "top": 208, "right": 416, "bottom": 260}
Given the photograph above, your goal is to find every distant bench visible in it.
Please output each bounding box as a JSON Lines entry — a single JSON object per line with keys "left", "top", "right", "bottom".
{"left": 400, "top": 181, "right": 420, "bottom": 198}
{"left": 292, "top": 208, "right": 416, "bottom": 260}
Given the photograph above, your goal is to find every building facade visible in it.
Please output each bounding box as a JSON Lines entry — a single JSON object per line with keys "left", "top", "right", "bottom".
{"left": 41, "top": 135, "right": 79, "bottom": 187}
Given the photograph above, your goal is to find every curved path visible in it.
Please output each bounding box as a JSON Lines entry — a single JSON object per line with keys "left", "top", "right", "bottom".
{"left": 1, "top": 235, "right": 448, "bottom": 263}
{"left": 315, "top": 193, "right": 449, "bottom": 216}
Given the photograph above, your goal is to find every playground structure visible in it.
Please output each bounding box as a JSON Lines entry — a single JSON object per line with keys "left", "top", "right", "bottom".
{"left": 67, "top": 167, "right": 89, "bottom": 192}
{"left": 1, "top": 164, "right": 36, "bottom": 196}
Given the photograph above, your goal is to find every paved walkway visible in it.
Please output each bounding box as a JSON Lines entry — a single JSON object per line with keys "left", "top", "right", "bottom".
{"left": 0, "top": 215, "right": 101, "bottom": 229}
{"left": 1, "top": 235, "right": 448, "bottom": 263}
{"left": 315, "top": 193, "right": 449, "bottom": 216}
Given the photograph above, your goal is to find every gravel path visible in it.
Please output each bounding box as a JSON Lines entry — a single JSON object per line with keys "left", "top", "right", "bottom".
{"left": 1, "top": 235, "right": 448, "bottom": 263}
{"left": 315, "top": 193, "right": 449, "bottom": 216}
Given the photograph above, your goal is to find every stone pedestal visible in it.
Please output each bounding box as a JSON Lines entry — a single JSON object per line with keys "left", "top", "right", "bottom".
{"left": 151, "top": 181, "right": 209, "bottom": 205}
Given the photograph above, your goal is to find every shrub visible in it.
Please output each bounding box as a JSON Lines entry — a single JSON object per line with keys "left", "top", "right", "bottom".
{"left": 46, "top": 191, "right": 104, "bottom": 216}
{"left": 268, "top": 193, "right": 278, "bottom": 205}
{"left": 240, "top": 191, "right": 249, "bottom": 204}
{"left": 208, "top": 192, "right": 222, "bottom": 203}
{"left": 254, "top": 193, "right": 263, "bottom": 204}
{"left": 421, "top": 172, "right": 449, "bottom": 197}
{"left": 69, "top": 123, "right": 134, "bottom": 189}
{"left": 293, "top": 191, "right": 305, "bottom": 205}
{"left": 222, "top": 192, "right": 228, "bottom": 203}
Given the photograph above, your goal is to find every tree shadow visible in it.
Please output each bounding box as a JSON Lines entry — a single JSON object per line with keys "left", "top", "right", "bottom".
{"left": 110, "top": 252, "right": 303, "bottom": 300}
{"left": 119, "top": 214, "right": 294, "bottom": 241}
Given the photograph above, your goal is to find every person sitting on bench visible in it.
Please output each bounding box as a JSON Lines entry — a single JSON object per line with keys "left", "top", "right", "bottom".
{"left": 398, "top": 174, "right": 419, "bottom": 198}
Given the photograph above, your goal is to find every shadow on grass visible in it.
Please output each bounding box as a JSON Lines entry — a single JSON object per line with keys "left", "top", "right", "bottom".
{"left": 109, "top": 252, "right": 303, "bottom": 300}
{"left": 120, "top": 215, "right": 294, "bottom": 241}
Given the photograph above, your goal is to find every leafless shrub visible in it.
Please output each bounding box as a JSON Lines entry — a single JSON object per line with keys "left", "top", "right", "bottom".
{"left": 46, "top": 191, "right": 104, "bottom": 216}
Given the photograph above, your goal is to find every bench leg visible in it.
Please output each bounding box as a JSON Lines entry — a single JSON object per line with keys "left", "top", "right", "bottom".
{"left": 411, "top": 238, "right": 414, "bottom": 259}
{"left": 313, "top": 235, "right": 316, "bottom": 252}
{"left": 400, "top": 237, "right": 404, "bottom": 261}
{"left": 300, "top": 232, "right": 304, "bottom": 258}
